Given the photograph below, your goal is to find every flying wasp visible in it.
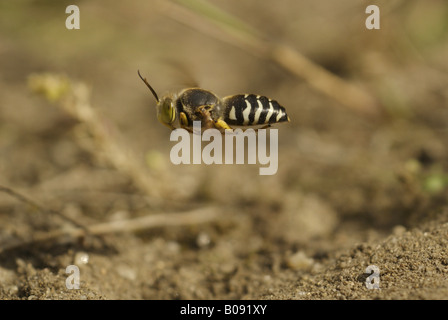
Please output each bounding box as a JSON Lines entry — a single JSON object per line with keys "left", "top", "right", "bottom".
{"left": 138, "top": 70, "right": 290, "bottom": 133}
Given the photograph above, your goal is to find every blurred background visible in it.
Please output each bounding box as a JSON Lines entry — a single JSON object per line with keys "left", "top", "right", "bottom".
{"left": 1, "top": 0, "right": 448, "bottom": 299}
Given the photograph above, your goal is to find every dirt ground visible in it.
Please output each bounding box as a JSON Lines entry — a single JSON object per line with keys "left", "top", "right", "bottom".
{"left": 1, "top": 0, "right": 448, "bottom": 300}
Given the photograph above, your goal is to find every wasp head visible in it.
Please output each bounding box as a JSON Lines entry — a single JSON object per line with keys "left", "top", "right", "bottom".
{"left": 138, "top": 70, "right": 176, "bottom": 129}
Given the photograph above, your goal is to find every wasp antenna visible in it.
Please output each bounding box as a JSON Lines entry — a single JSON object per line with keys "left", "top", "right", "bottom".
{"left": 138, "top": 70, "right": 160, "bottom": 103}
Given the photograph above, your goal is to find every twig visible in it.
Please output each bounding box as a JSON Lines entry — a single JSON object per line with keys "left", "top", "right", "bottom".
{"left": 0, "top": 207, "right": 222, "bottom": 252}
{"left": 28, "top": 73, "right": 169, "bottom": 201}
{"left": 271, "top": 44, "right": 379, "bottom": 116}
{"left": 159, "top": 0, "right": 380, "bottom": 117}
{"left": 0, "top": 184, "right": 86, "bottom": 230}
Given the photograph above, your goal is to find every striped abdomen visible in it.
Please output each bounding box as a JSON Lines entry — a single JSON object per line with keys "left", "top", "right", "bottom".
{"left": 222, "top": 94, "right": 289, "bottom": 126}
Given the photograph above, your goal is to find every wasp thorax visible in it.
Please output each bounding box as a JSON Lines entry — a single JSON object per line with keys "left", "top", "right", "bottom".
{"left": 157, "top": 96, "right": 176, "bottom": 127}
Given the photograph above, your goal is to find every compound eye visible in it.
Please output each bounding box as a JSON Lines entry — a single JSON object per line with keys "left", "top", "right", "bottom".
{"left": 158, "top": 99, "right": 175, "bottom": 125}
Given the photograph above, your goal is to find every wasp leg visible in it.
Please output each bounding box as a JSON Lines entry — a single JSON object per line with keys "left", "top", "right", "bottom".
{"left": 179, "top": 112, "right": 189, "bottom": 127}
{"left": 258, "top": 124, "right": 271, "bottom": 130}
{"left": 197, "top": 105, "right": 217, "bottom": 131}
{"left": 179, "top": 112, "right": 193, "bottom": 133}
{"left": 214, "top": 118, "right": 233, "bottom": 133}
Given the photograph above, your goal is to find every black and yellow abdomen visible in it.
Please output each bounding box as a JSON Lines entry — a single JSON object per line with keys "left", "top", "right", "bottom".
{"left": 223, "top": 94, "right": 289, "bottom": 126}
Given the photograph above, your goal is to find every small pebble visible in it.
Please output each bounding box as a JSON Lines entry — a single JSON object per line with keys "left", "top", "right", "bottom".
{"left": 196, "top": 232, "right": 211, "bottom": 248}
{"left": 74, "top": 252, "right": 89, "bottom": 265}
{"left": 287, "top": 251, "right": 314, "bottom": 271}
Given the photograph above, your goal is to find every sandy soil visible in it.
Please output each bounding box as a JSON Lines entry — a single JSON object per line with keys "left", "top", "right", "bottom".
{"left": 1, "top": 0, "right": 448, "bottom": 300}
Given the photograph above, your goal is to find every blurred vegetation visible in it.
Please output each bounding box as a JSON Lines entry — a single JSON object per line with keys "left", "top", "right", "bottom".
{"left": 2, "top": 0, "right": 448, "bottom": 300}
{"left": 1, "top": 0, "right": 448, "bottom": 257}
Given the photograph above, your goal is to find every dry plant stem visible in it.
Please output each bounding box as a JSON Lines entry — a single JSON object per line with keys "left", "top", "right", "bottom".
{"left": 84, "top": 206, "right": 219, "bottom": 235}
{"left": 271, "top": 45, "right": 379, "bottom": 116}
{"left": 0, "top": 207, "right": 221, "bottom": 252}
{"left": 0, "top": 184, "right": 86, "bottom": 230}
{"left": 160, "top": 0, "right": 379, "bottom": 117}
{"left": 60, "top": 82, "right": 165, "bottom": 200}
